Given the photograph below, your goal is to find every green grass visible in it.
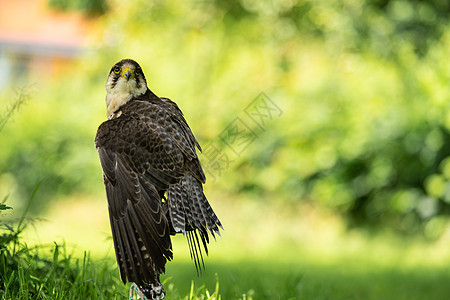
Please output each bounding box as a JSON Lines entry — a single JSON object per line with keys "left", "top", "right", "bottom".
{"left": 2, "top": 196, "right": 450, "bottom": 299}
{"left": 0, "top": 243, "right": 125, "bottom": 299}
{"left": 0, "top": 240, "right": 219, "bottom": 299}
{"left": 0, "top": 215, "right": 218, "bottom": 299}
{"left": 2, "top": 241, "right": 450, "bottom": 300}
{"left": 161, "top": 252, "right": 450, "bottom": 300}
{"left": 0, "top": 210, "right": 124, "bottom": 299}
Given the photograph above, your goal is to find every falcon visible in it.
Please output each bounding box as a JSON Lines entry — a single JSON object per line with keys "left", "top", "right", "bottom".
{"left": 95, "top": 59, "right": 222, "bottom": 299}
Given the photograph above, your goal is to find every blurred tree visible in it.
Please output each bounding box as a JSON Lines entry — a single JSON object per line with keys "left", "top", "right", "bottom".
{"left": 1, "top": 0, "right": 449, "bottom": 237}
{"left": 48, "top": 0, "right": 108, "bottom": 15}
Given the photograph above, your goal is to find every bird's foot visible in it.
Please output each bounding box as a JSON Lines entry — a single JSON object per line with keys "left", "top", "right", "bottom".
{"left": 129, "top": 282, "right": 165, "bottom": 300}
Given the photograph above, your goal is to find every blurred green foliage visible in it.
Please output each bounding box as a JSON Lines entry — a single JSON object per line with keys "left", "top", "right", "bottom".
{"left": 1, "top": 0, "right": 450, "bottom": 236}
{"left": 47, "top": 0, "right": 108, "bottom": 15}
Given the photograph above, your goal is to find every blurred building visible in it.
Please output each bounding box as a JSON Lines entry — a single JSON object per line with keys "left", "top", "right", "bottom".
{"left": 0, "top": 0, "right": 93, "bottom": 89}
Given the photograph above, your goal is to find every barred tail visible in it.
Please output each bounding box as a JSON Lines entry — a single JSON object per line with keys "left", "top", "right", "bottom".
{"left": 164, "top": 173, "right": 222, "bottom": 273}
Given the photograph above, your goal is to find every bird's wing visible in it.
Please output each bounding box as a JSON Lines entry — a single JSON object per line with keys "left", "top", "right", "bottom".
{"left": 159, "top": 97, "right": 203, "bottom": 153}
{"left": 95, "top": 101, "right": 205, "bottom": 285}
{"left": 101, "top": 149, "right": 171, "bottom": 286}
{"left": 151, "top": 99, "right": 222, "bottom": 272}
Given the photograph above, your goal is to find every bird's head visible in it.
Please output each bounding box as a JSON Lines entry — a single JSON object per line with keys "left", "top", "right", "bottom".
{"left": 105, "top": 59, "right": 147, "bottom": 97}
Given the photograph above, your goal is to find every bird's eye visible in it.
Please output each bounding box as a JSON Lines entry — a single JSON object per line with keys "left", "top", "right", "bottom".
{"left": 135, "top": 69, "right": 141, "bottom": 76}
{"left": 113, "top": 67, "right": 121, "bottom": 74}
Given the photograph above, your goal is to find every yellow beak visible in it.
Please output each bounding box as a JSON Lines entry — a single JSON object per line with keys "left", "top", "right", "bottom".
{"left": 121, "top": 68, "right": 134, "bottom": 80}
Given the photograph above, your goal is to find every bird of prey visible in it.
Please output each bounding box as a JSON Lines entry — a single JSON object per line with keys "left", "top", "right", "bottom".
{"left": 95, "top": 59, "right": 222, "bottom": 299}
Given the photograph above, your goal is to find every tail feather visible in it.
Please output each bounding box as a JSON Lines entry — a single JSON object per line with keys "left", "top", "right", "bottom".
{"left": 186, "top": 230, "right": 205, "bottom": 275}
{"left": 165, "top": 173, "right": 222, "bottom": 273}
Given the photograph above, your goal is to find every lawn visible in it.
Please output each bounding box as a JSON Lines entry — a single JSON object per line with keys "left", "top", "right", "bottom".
{"left": 2, "top": 193, "right": 450, "bottom": 299}
{"left": 163, "top": 257, "right": 450, "bottom": 300}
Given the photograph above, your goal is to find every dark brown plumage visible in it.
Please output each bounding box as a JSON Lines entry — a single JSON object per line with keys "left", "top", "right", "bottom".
{"left": 95, "top": 59, "right": 221, "bottom": 299}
